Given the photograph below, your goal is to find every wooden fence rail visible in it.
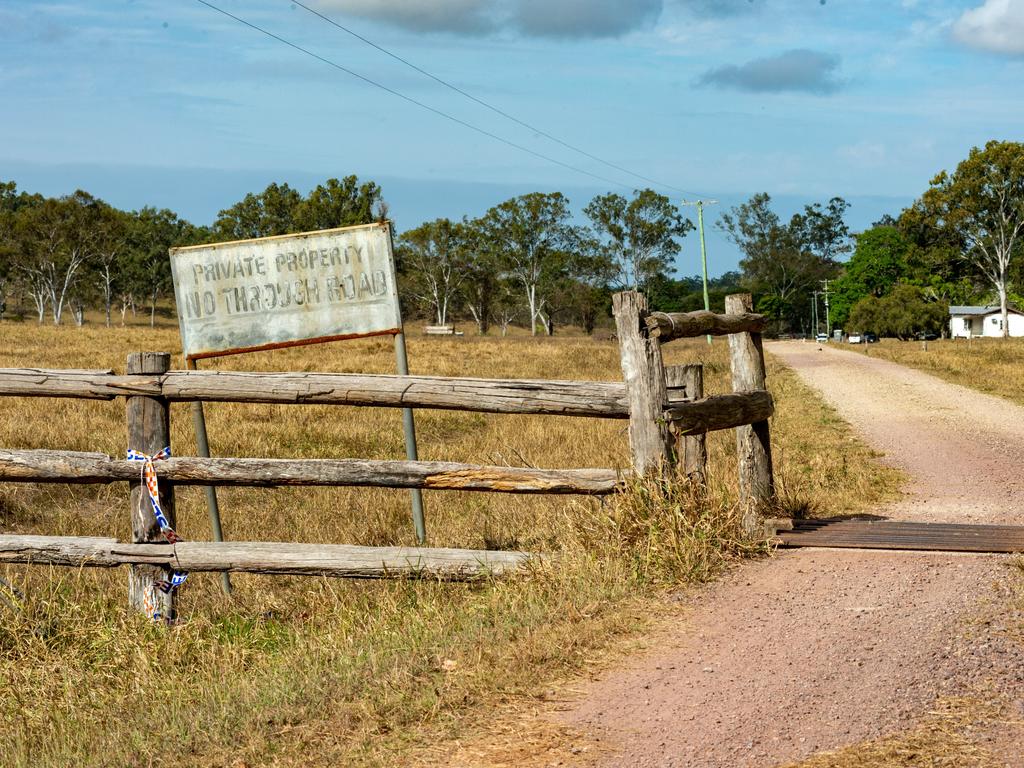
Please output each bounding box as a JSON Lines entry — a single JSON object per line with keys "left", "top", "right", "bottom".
{"left": 0, "top": 369, "right": 631, "bottom": 418}
{"left": 645, "top": 310, "right": 768, "bottom": 342}
{"left": 0, "top": 535, "right": 533, "bottom": 580}
{"left": 0, "top": 449, "right": 625, "bottom": 495}
{"left": 663, "top": 389, "right": 773, "bottom": 436}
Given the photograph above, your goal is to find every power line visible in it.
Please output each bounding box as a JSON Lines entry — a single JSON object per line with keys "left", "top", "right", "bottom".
{"left": 287, "top": 0, "right": 706, "bottom": 199}
{"left": 194, "top": 0, "right": 639, "bottom": 192}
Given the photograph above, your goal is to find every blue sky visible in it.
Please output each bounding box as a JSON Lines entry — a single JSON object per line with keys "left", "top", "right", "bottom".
{"left": 2, "top": 0, "right": 1023, "bottom": 276}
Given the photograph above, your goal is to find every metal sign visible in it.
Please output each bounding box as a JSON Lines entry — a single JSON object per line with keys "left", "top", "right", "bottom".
{"left": 170, "top": 222, "right": 402, "bottom": 360}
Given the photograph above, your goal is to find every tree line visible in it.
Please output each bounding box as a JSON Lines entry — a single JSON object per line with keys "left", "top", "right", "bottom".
{"left": 2, "top": 140, "right": 1021, "bottom": 338}
{"left": 723, "top": 140, "right": 1024, "bottom": 340}
{"left": 0, "top": 177, "right": 706, "bottom": 335}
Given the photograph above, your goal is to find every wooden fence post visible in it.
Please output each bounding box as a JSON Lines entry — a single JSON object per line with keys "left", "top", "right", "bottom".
{"left": 665, "top": 363, "right": 707, "bottom": 485}
{"left": 612, "top": 292, "right": 673, "bottom": 474}
{"left": 126, "top": 351, "right": 176, "bottom": 620}
{"left": 725, "top": 294, "right": 774, "bottom": 534}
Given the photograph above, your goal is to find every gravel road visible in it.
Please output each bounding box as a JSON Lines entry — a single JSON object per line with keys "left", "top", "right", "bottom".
{"left": 559, "top": 342, "right": 1024, "bottom": 767}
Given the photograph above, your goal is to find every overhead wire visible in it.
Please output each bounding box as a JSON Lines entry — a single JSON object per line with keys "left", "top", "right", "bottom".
{"left": 285, "top": 0, "right": 706, "bottom": 198}
{"left": 195, "top": 0, "right": 641, "bottom": 192}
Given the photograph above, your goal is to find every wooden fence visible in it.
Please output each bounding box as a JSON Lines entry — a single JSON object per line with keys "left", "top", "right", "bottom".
{"left": 0, "top": 291, "right": 774, "bottom": 619}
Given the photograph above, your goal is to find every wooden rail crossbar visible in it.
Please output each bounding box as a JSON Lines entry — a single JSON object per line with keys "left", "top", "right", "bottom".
{"left": 0, "top": 535, "right": 534, "bottom": 580}
{"left": 0, "top": 369, "right": 630, "bottom": 418}
{"left": 0, "top": 449, "right": 624, "bottom": 494}
{"left": 664, "top": 390, "right": 774, "bottom": 435}
{"left": 646, "top": 310, "right": 767, "bottom": 342}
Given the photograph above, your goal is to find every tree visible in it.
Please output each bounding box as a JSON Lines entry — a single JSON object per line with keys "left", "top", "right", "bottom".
{"left": 214, "top": 182, "right": 303, "bottom": 240}
{"left": 915, "top": 140, "right": 1024, "bottom": 338}
{"left": 477, "top": 193, "right": 577, "bottom": 336}
{"left": 719, "top": 193, "right": 845, "bottom": 333}
{"left": 0, "top": 181, "right": 39, "bottom": 319}
{"left": 13, "top": 192, "right": 99, "bottom": 325}
{"left": 848, "top": 284, "right": 947, "bottom": 340}
{"left": 127, "top": 207, "right": 195, "bottom": 327}
{"left": 584, "top": 189, "right": 692, "bottom": 291}
{"left": 295, "top": 176, "right": 385, "bottom": 230}
{"left": 91, "top": 203, "right": 130, "bottom": 327}
{"left": 214, "top": 177, "right": 386, "bottom": 242}
{"left": 493, "top": 279, "right": 520, "bottom": 337}
{"left": 791, "top": 197, "right": 851, "bottom": 263}
{"left": 453, "top": 221, "right": 504, "bottom": 335}
{"left": 397, "top": 218, "right": 467, "bottom": 326}
{"left": 830, "top": 225, "right": 911, "bottom": 327}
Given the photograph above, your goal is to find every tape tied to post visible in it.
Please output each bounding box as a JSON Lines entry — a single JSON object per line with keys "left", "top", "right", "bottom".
{"left": 126, "top": 447, "right": 181, "bottom": 543}
{"left": 127, "top": 447, "right": 188, "bottom": 620}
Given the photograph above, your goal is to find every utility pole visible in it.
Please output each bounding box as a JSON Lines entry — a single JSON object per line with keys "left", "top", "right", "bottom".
{"left": 820, "top": 279, "right": 831, "bottom": 336}
{"left": 812, "top": 290, "right": 819, "bottom": 337}
{"left": 681, "top": 199, "right": 718, "bottom": 345}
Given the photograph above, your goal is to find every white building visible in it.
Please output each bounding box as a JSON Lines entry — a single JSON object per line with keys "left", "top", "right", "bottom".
{"left": 949, "top": 305, "right": 1024, "bottom": 338}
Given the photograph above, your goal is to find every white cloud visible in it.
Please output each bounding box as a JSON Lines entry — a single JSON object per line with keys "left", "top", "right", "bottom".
{"left": 953, "top": 0, "right": 1024, "bottom": 56}
{"left": 838, "top": 141, "right": 886, "bottom": 166}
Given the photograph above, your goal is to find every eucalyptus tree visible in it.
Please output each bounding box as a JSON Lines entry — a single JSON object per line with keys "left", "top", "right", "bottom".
{"left": 398, "top": 218, "right": 468, "bottom": 326}
{"left": 584, "top": 188, "right": 692, "bottom": 291}
{"left": 127, "top": 207, "right": 195, "bottom": 327}
{"left": 719, "top": 193, "right": 847, "bottom": 332}
{"left": 14, "top": 191, "right": 100, "bottom": 325}
{"left": 92, "top": 203, "right": 130, "bottom": 326}
{"left": 477, "top": 192, "right": 577, "bottom": 336}
{"left": 295, "top": 176, "right": 385, "bottom": 231}
{"left": 214, "top": 182, "right": 304, "bottom": 240}
{"left": 913, "top": 140, "right": 1024, "bottom": 337}
{"left": 215, "top": 177, "right": 386, "bottom": 241}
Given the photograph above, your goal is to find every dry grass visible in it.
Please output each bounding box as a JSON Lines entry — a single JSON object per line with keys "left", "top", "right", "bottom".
{"left": 784, "top": 695, "right": 1007, "bottom": 768}
{"left": 844, "top": 337, "right": 1024, "bottom": 406}
{"left": 0, "top": 321, "right": 900, "bottom": 767}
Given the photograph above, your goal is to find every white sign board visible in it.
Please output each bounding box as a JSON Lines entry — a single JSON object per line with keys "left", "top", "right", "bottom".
{"left": 170, "top": 223, "right": 402, "bottom": 359}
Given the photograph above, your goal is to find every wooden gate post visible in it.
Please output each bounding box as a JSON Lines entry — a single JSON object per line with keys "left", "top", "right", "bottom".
{"left": 613, "top": 292, "right": 673, "bottom": 474}
{"left": 665, "top": 363, "right": 707, "bottom": 485}
{"left": 725, "top": 294, "right": 774, "bottom": 534}
{"left": 126, "top": 351, "right": 176, "bottom": 620}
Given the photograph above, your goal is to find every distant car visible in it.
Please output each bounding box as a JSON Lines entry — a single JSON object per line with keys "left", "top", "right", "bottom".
{"left": 847, "top": 333, "right": 862, "bottom": 344}
{"left": 917, "top": 332, "right": 939, "bottom": 341}
{"left": 815, "top": 333, "right": 829, "bottom": 343}
{"left": 864, "top": 332, "right": 879, "bottom": 343}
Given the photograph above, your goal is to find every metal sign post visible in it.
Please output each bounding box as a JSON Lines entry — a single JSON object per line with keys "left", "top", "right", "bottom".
{"left": 169, "top": 223, "right": 426, "bottom": 548}
{"left": 394, "top": 330, "right": 426, "bottom": 543}
{"left": 186, "top": 357, "right": 232, "bottom": 594}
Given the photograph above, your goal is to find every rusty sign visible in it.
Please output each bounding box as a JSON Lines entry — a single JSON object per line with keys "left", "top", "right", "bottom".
{"left": 170, "top": 223, "right": 403, "bottom": 360}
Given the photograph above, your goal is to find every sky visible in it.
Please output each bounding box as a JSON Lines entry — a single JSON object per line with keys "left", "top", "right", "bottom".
{"left": 2, "top": 0, "right": 1023, "bottom": 276}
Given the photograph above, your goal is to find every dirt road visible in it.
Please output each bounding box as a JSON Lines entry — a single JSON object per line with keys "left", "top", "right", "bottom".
{"left": 559, "top": 343, "right": 1024, "bottom": 767}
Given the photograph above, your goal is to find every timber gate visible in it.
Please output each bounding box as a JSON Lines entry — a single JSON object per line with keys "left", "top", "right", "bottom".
{"left": 0, "top": 291, "right": 775, "bottom": 621}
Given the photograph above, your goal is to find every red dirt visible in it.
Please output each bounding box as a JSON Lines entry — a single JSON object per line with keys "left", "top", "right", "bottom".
{"left": 558, "top": 343, "right": 1024, "bottom": 767}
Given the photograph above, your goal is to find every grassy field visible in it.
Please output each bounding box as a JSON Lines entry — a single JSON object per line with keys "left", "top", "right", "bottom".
{"left": 0, "top": 320, "right": 902, "bottom": 767}
{"left": 843, "top": 337, "right": 1024, "bottom": 406}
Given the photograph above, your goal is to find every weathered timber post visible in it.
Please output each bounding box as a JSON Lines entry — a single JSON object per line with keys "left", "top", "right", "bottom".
{"left": 613, "top": 292, "right": 673, "bottom": 474}
{"left": 126, "top": 352, "right": 176, "bottom": 619}
{"left": 725, "top": 294, "right": 774, "bottom": 534}
{"left": 665, "top": 363, "right": 707, "bottom": 485}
